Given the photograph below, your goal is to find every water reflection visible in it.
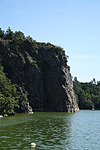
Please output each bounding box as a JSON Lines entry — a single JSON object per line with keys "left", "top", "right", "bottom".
{"left": 21, "top": 113, "right": 72, "bottom": 149}
{"left": 0, "top": 111, "right": 100, "bottom": 149}
{"left": 0, "top": 113, "right": 72, "bottom": 150}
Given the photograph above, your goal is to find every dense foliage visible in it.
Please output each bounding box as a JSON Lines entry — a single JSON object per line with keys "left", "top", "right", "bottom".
{"left": 0, "top": 27, "right": 64, "bottom": 51}
{"left": 0, "top": 65, "right": 29, "bottom": 116}
{"left": 0, "top": 65, "right": 18, "bottom": 115}
{"left": 73, "top": 77, "right": 100, "bottom": 110}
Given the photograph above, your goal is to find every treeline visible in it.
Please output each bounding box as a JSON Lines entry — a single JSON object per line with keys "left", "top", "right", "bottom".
{"left": 0, "top": 27, "right": 64, "bottom": 51}
{"left": 73, "top": 77, "right": 100, "bottom": 110}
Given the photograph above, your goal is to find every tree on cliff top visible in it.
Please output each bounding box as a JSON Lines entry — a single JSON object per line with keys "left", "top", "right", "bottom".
{"left": 0, "top": 27, "right": 65, "bottom": 52}
{"left": 0, "top": 28, "right": 4, "bottom": 38}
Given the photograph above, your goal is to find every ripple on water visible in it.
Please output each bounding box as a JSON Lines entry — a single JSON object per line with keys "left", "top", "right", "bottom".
{"left": 0, "top": 111, "right": 100, "bottom": 150}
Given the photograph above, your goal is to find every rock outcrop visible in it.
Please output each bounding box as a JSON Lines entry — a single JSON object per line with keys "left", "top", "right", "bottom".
{"left": 0, "top": 39, "right": 79, "bottom": 112}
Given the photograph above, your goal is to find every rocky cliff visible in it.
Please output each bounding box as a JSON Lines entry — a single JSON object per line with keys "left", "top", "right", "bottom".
{"left": 0, "top": 38, "right": 79, "bottom": 112}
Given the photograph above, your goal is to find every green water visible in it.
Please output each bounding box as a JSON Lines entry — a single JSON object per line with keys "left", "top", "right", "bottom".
{"left": 0, "top": 111, "right": 100, "bottom": 150}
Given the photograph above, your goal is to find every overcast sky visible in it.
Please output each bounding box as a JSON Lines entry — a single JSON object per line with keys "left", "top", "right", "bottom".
{"left": 0, "top": 0, "right": 100, "bottom": 82}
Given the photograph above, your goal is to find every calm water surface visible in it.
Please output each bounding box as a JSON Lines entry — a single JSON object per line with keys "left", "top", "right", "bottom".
{"left": 0, "top": 110, "right": 100, "bottom": 150}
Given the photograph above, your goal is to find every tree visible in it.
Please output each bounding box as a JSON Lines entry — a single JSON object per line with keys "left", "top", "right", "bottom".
{"left": 97, "top": 81, "right": 100, "bottom": 86}
{"left": 5, "top": 27, "right": 14, "bottom": 40}
{"left": 0, "top": 65, "right": 19, "bottom": 115}
{"left": 73, "top": 77, "right": 100, "bottom": 110}
{"left": 0, "top": 28, "right": 4, "bottom": 38}
{"left": 13, "top": 31, "right": 25, "bottom": 41}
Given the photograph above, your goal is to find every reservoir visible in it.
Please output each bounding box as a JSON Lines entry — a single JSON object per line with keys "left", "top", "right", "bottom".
{"left": 0, "top": 110, "right": 100, "bottom": 150}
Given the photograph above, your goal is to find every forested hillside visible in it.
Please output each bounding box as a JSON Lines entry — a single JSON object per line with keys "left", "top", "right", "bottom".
{"left": 73, "top": 77, "right": 100, "bottom": 110}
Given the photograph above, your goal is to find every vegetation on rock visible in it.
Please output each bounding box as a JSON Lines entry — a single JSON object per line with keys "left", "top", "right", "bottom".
{"left": 0, "top": 65, "right": 18, "bottom": 115}
{"left": 0, "top": 65, "right": 28, "bottom": 115}
{"left": 0, "top": 27, "right": 78, "bottom": 115}
{"left": 0, "top": 27, "right": 64, "bottom": 52}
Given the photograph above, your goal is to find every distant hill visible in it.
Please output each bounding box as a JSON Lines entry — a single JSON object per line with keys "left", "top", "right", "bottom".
{"left": 73, "top": 77, "right": 100, "bottom": 110}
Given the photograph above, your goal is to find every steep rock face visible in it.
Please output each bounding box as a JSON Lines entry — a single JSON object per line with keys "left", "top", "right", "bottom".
{"left": 0, "top": 39, "right": 79, "bottom": 112}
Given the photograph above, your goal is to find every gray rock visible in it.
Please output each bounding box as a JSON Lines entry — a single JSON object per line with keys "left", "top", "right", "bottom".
{"left": 0, "top": 40, "right": 79, "bottom": 112}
